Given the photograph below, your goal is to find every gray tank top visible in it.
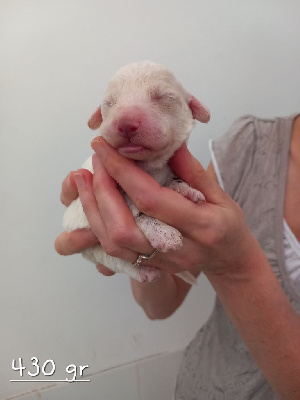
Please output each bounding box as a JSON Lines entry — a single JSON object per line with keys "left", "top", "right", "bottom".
{"left": 175, "top": 115, "right": 300, "bottom": 399}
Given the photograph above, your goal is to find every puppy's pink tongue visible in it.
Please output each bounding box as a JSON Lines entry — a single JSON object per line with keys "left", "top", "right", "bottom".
{"left": 118, "top": 143, "right": 148, "bottom": 154}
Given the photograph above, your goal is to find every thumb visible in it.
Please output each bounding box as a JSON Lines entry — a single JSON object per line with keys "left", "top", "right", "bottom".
{"left": 169, "top": 144, "right": 225, "bottom": 204}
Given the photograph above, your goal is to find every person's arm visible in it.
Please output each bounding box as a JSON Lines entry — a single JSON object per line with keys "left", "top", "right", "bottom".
{"left": 130, "top": 271, "right": 194, "bottom": 319}
{"left": 90, "top": 137, "right": 300, "bottom": 399}
{"left": 207, "top": 245, "right": 300, "bottom": 400}
{"left": 171, "top": 143, "right": 300, "bottom": 400}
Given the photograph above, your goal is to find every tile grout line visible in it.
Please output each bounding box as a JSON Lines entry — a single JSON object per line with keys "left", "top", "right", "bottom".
{"left": 5, "top": 348, "right": 185, "bottom": 400}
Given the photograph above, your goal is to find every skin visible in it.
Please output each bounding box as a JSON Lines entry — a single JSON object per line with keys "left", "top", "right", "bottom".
{"left": 55, "top": 116, "right": 300, "bottom": 399}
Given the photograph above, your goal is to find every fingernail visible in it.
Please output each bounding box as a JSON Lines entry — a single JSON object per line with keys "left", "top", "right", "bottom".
{"left": 74, "top": 172, "right": 85, "bottom": 190}
{"left": 91, "top": 136, "right": 102, "bottom": 146}
{"left": 91, "top": 137, "right": 108, "bottom": 158}
{"left": 68, "top": 172, "right": 77, "bottom": 191}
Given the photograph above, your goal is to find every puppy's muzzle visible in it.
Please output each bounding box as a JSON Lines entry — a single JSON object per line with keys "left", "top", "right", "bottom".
{"left": 117, "top": 118, "right": 140, "bottom": 138}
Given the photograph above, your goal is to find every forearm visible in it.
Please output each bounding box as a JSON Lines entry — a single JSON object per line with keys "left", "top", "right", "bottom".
{"left": 206, "top": 235, "right": 300, "bottom": 400}
{"left": 131, "top": 272, "right": 192, "bottom": 320}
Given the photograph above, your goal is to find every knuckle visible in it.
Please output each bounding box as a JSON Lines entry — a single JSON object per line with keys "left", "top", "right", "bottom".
{"left": 203, "top": 221, "right": 225, "bottom": 248}
{"left": 203, "top": 231, "right": 221, "bottom": 248}
{"left": 194, "top": 211, "right": 224, "bottom": 249}
{"left": 101, "top": 242, "right": 122, "bottom": 258}
{"left": 109, "top": 225, "right": 132, "bottom": 247}
{"left": 65, "top": 231, "right": 81, "bottom": 251}
{"left": 92, "top": 178, "right": 102, "bottom": 193}
{"left": 108, "top": 157, "right": 127, "bottom": 177}
{"left": 134, "top": 191, "right": 158, "bottom": 216}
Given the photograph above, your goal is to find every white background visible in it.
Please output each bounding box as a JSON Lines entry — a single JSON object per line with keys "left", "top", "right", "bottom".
{"left": 1, "top": 1, "right": 299, "bottom": 399}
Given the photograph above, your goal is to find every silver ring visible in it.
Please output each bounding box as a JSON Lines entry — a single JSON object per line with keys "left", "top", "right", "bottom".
{"left": 132, "top": 250, "right": 158, "bottom": 268}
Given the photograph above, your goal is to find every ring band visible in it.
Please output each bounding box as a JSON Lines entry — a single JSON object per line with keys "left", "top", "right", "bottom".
{"left": 132, "top": 250, "right": 158, "bottom": 268}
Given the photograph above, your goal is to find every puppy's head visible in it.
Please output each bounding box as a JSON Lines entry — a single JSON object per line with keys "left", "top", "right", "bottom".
{"left": 88, "top": 61, "right": 210, "bottom": 169}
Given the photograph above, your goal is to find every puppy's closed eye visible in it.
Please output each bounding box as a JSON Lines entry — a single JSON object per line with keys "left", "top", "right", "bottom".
{"left": 150, "top": 88, "right": 176, "bottom": 101}
{"left": 150, "top": 90, "right": 180, "bottom": 113}
{"left": 102, "top": 100, "right": 114, "bottom": 107}
{"left": 103, "top": 99, "right": 116, "bottom": 108}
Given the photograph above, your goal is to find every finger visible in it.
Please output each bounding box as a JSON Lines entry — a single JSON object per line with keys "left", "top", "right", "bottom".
{"left": 142, "top": 236, "right": 203, "bottom": 275}
{"left": 91, "top": 137, "right": 203, "bottom": 235}
{"left": 92, "top": 154, "right": 153, "bottom": 254}
{"left": 96, "top": 264, "right": 116, "bottom": 276}
{"left": 169, "top": 143, "right": 225, "bottom": 203}
{"left": 61, "top": 172, "right": 78, "bottom": 206}
{"left": 92, "top": 137, "right": 160, "bottom": 192}
{"left": 55, "top": 229, "right": 99, "bottom": 255}
{"left": 74, "top": 170, "right": 107, "bottom": 239}
{"left": 75, "top": 170, "right": 141, "bottom": 262}
{"left": 60, "top": 169, "right": 91, "bottom": 206}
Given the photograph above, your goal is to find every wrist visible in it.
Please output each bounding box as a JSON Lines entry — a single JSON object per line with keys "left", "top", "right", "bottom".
{"left": 203, "top": 232, "right": 268, "bottom": 285}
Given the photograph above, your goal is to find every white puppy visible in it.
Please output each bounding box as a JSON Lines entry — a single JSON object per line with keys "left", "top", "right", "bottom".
{"left": 63, "top": 61, "right": 210, "bottom": 284}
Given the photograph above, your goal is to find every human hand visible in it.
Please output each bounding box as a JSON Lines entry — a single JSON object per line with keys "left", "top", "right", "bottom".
{"left": 58, "top": 153, "right": 201, "bottom": 277}
{"left": 55, "top": 169, "right": 116, "bottom": 276}
{"left": 88, "top": 137, "right": 259, "bottom": 279}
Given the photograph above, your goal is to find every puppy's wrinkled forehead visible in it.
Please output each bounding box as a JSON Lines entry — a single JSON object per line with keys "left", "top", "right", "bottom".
{"left": 104, "top": 61, "right": 187, "bottom": 103}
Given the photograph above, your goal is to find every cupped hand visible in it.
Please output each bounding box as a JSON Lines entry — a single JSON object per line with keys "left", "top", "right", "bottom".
{"left": 55, "top": 161, "right": 161, "bottom": 276}
{"left": 88, "top": 137, "right": 258, "bottom": 279}
{"left": 55, "top": 136, "right": 257, "bottom": 280}
{"left": 55, "top": 169, "right": 115, "bottom": 276}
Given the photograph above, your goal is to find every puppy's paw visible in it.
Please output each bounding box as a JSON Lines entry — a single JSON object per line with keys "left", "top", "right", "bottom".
{"left": 148, "top": 224, "right": 183, "bottom": 252}
{"left": 136, "top": 215, "right": 183, "bottom": 253}
{"left": 138, "top": 266, "right": 161, "bottom": 282}
{"left": 167, "top": 180, "right": 205, "bottom": 204}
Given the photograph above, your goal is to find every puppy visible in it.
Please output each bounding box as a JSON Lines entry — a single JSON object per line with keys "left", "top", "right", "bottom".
{"left": 63, "top": 61, "right": 210, "bottom": 284}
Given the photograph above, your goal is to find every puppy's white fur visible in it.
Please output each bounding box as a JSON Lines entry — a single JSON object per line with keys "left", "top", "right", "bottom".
{"left": 63, "top": 61, "right": 210, "bottom": 284}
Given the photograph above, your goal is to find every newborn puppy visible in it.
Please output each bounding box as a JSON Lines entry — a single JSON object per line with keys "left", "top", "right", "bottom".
{"left": 63, "top": 61, "right": 210, "bottom": 284}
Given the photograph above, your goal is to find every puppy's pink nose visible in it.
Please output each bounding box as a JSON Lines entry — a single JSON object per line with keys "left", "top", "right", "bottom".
{"left": 117, "top": 120, "right": 140, "bottom": 138}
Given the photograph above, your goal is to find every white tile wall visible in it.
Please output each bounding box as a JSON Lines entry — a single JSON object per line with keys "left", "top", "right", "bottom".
{"left": 11, "top": 350, "right": 184, "bottom": 400}
{"left": 137, "top": 350, "right": 183, "bottom": 400}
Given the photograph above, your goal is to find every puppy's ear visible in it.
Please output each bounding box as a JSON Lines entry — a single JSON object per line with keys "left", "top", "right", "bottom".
{"left": 88, "top": 107, "right": 103, "bottom": 130}
{"left": 188, "top": 96, "right": 210, "bottom": 123}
